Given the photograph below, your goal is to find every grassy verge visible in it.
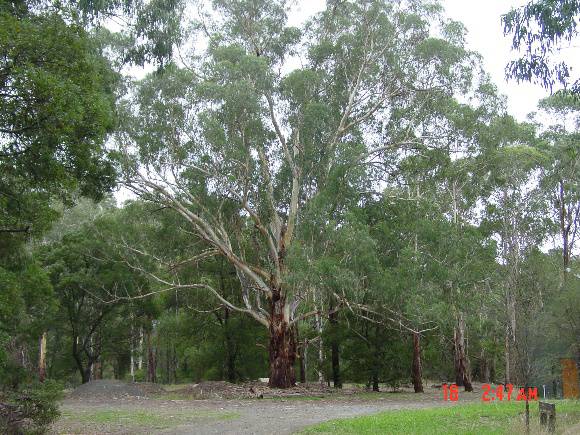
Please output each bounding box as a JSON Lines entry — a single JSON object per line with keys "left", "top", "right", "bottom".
{"left": 300, "top": 400, "right": 580, "bottom": 434}
{"left": 59, "top": 408, "right": 238, "bottom": 432}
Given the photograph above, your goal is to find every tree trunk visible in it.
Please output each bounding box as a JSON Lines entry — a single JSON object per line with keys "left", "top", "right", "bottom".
{"left": 224, "top": 307, "right": 236, "bottom": 383}
{"left": 505, "top": 325, "right": 511, "bottom": 384}
{"left": 72, "top": 336, "right": 90, "bottom": 384}
{"left": 268, "top": 295, "right": 296, "bottom": 388}
{"left": 453, "top": 313, "right": 473, "bottom": 392}
{"left": 91, "top": 360, "right": 102, "bottom": 380}
{"left": 130, "top": 335, "right": 135, "bottom": 381}
{"left": 138, "top": 327, "right": 143, "bottom": 370}
{"left": 299, "top": 341, "right": 307, "bottom": 384}
{"left": 296, "top": 326, "right": 306, "bottom": 384}
{"left": 172, "top": 344, "right": 178, "bottom": 383}
{"left": 558, "top": 180, "right": 571, "bottom": 273}
{"left": 82, "top": 367, "right": 91, "bottom": 384}
{"left": 411, "top": 332, "right": 423, "bottom": 393}
{"left": 313, "top": 291, "right": 324, "bottom": 385}
{"left": 329, "top": 310, "right": 342, "bottom": 388}
{"left": 480, "top": 348, "right": 490, "bottom": 383}
{"left": 38, "top": 332, "right": 47, "bottom": 383}
{"left": 490, "top": 345, "right": 496, "bottom": 383}
{"left": 372, "top": 370, "right": 380, "bottom": 392}
{"left": 146, "top": 329, "right": 156, "bottom": 383}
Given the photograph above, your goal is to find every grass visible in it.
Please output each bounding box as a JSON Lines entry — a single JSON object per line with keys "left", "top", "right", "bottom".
{"left": 60, "top": 408, "right": 239, "bottom": 431}
{"left": 300, "top": 400, "right": 580, "bottom": 434}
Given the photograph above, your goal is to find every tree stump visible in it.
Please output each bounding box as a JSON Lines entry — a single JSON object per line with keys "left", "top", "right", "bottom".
{"left": 539, "top": 402, "right": 556, "bottom": 433}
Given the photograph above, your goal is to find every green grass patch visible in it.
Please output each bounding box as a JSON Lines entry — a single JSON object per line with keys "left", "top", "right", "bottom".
{"left": 60, "top": 408, "right": 238, "bottom": 430}
{"left": 300, "top": 400, "right": 580, "bottom": 434}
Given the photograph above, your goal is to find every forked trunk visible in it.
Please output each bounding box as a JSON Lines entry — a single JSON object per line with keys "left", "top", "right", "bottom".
{"left": 268, "top": 295, "right": 296, "bottom": 388}
{"left": 411, "top": 332, "right": 423, "bottom": 393}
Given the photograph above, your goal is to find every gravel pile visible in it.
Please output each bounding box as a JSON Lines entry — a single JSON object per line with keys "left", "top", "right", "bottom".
{"left": 68, "top": 380, "right": 154, "bottom": 400}
{"left": 173, "top": 380, "right": 343, "bottom": 400}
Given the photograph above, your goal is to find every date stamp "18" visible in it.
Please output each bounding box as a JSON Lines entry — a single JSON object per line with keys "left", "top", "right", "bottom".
{"left": 442, "top": 384, "right": 539, "bottom": 402}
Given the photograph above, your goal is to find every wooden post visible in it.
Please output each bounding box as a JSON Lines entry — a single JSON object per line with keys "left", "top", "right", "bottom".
{"left": 539, "top": 402, "right": 556, "bottom": 433}
{"left": 525, "top": 392, "right": 529, "bottom": 433}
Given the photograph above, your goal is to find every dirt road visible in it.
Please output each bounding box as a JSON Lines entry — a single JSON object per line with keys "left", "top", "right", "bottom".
{"left": 53, "top": 386, "right": 482, "bottom": 434}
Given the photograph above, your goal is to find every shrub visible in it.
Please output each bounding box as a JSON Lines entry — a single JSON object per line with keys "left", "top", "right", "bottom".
{"left": 0, "top": 380, "right": 63, "bottom": 434}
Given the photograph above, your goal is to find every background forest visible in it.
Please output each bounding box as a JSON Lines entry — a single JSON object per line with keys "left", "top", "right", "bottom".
{"left": 1, "top": 0, "right": 579, "bottom": 429}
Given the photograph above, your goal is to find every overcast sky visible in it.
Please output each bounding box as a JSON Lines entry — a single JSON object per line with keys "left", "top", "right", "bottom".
{"left": 288, "top": 0, "right": 579, "bottom": 122}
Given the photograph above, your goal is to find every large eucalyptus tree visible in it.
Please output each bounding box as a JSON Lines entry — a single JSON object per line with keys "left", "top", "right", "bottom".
{"left": 117, "top": 0, "right": 477, "bottom": 387}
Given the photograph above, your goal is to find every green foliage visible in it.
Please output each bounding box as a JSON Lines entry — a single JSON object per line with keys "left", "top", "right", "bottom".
{"left": 1, "top": 380, "right": 63, "bottom": 434}
{"left": 0, "top": 3, "right": 118, "bottom": 258}
{"left": 502, "top": 0, "right": 580, "bottom": 91}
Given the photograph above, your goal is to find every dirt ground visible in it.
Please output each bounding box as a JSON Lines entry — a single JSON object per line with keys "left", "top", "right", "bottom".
{"left": 51, "top": 380, "right": 483, "bottom": 434}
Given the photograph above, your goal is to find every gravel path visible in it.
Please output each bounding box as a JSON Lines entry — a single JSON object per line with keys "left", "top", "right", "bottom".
{"left": 160, "top": 397, "right": 454, "bottom": 434}
{"left": 54, "top": 386, "right": 483, "bottom": 434}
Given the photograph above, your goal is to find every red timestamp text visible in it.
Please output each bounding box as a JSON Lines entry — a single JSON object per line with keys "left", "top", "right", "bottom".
{"left": 482, "top": 384, "right": 538, "bottom": 402}
{"left": 442, "top": 384, "right": 459, "bottom": 401}
{"left": 441, "top": 384, "right": 539, "bottom": 402}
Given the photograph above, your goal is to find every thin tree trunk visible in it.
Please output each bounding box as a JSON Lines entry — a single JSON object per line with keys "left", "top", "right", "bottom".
{"left": 329, "top": 310, "right": 342, "bottom": 388}
{"left": 268, "top": 293, "right": 296, "bottom": 388}
{"left": 411, "top": 332, "right": 423, "bottom": 393}
{"left": 372, "top": 369, "right": 380, "bottom": 392}
{"left": 138, "top": 327, "right": 143, "bottom": 371}
{"left": 505, "top": 324, "right": 511, "bottom": 384}
{"left": 303, "top": 341, "right": 308, "bottom": 384}
{"left": 224, "top": 307, "right": 236, "bottom": 383}
{"left": 481, "top": 348, "right": 491, "bottom": 383}
{"left": 146, "top": 329, "right": 157, "bottom": 383}
{"left": 313, "top": 291, "right": 324, "bottom": 385}
{"left": 558, "top": 180, "right": 571, "bottom": 272}
{"left": 38, "top": 332, "right": 47, "bottom": 383}
{"left": 317, "top": 337, "right": 324, "bottom": 385}
{"left": 299, "top": 342, "right": 306, "bottom": 384}
{"left": 453, "top": 313, "right": 473, "bottom": 392}
{"left": 490, "top": 342, "right": 497, "bottom": 383}
{"left": 172, "top": 344, "right": 178, "bottom": 383}
{"left": 296, "top": 325, "right": 306, "bottom": 384}
{"left": 73, "top": 336, "right": 89, "bottom": 384}
{"left": 130, "top": 337, "right": 135, "bottom": 381}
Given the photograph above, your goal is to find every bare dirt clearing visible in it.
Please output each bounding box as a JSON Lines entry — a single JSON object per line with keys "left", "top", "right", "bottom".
{"left": 51, "top": 381, "right": 485, "bottom": 434}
